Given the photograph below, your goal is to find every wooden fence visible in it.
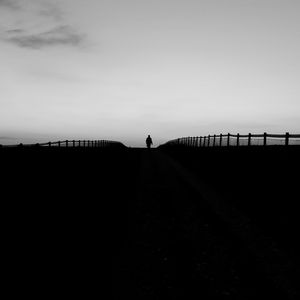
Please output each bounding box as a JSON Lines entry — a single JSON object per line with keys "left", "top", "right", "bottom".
{"left": 0, "top": 139, "right": 125, "bottom": 148}
{"left": 163, "top": 132, "right": 300, "bottom": 148}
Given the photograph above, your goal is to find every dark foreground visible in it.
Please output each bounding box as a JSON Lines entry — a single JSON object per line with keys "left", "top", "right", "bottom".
{"left": 1, "top": 146, "right": 299, "bottom": 299}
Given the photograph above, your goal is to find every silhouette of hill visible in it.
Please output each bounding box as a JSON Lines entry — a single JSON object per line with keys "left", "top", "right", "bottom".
{"left": 1, "top": 145, "right": 299, "bottom": 299}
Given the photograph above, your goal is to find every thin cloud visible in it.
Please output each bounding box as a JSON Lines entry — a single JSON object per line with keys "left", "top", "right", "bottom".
{"left": 0, "top": 0, "right": 86, "bottom": 49}
{"left": 0, "top": 0, "right": 20, "bottom": 10}
{"left": 0, "top": 136, "right": 17, "bottom": 140}
{"left": 6, "top": 25, "right": 85, "bottom": 49}
{"left": 6, "top": 28, "right": 24, "bottom": 34}
{"left": 39, "top": 2, "right": 64, "bottom": 21}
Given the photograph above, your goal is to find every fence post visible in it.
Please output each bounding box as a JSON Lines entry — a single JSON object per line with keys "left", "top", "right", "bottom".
{"left": 203, "top": 136, "right": 206, "bottom": 147}
{"left": 263, "top": 132, "right": 267, "bottom": 146}
{"left": 220, "top": 134, "right": 222, "bottom": 147}
{"left": 285, "top": 132, "right": 289, "bottom": 146}
{"left": 78, "top": 140, "right": 81, "bottom": 147}
{"left": 208, "top": 135, "right": 210, "bottom": 147}
{"left": 58, "top": 141, "right": 61, "bottom": 148}
{"left": 200, "top": 137, "right": 202, "bottom": 147}
{"left": 248, "top": 133, "right": 251, "bottom": 146}
{"left": 227, "top": 133, "right": 230, "bottom": 147}
{"left": 48, "top": 142, "right": 51, "bottom": 147}
{"left": 237, "top": 133, "right": 240, "bottom": 147}
{"left": 88, "top": 140, "right": 90, "bottom": 147}
{"left": 73, "top": 140, "right": 75, "bottom": 147}
{"left": 66, "top": 140, "right": 69, "bottom": 148}
{"left": 213, "top": 134, "right": 216, "bottom": 147}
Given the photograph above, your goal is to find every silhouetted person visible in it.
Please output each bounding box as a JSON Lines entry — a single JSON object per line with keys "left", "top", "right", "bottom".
{"left": 146, "top": 135, "right": 153, "bottom": 149}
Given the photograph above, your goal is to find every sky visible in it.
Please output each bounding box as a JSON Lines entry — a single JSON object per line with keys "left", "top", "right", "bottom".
{"left": 0, "top": 0, "right": 300, "bottom": 147}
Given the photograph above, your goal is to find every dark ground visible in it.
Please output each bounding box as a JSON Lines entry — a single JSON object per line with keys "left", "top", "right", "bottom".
{"left": 1, "top": 145, "right": 299, "bottom": 298}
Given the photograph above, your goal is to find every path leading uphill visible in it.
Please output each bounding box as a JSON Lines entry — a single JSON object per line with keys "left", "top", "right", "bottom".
{"left": 112, "top": 149, "right": 297, "bottom": 299}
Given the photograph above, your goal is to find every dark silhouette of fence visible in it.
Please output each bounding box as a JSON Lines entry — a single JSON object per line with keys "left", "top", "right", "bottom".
{"left": 0, "top": 139, "right": 125, "bottom": 148}
{"left": 162, "top": 132, "right": 300, "bottom": 148}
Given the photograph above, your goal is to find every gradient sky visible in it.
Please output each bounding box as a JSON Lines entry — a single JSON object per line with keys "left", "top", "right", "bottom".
{"left": 1, "top": 0, "right": 300, "bottom": 146}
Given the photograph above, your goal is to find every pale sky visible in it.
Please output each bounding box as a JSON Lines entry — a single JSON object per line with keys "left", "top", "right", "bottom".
{"left": 1, "top": 0, "right": 300, "bottom": 147}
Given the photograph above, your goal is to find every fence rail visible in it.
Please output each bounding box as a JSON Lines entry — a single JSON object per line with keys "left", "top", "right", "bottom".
{"left": 0, "top": 139, "right": 125, "bottom": 148}
{"left": 162, "top": 132, "right": 300, "bottom": 148}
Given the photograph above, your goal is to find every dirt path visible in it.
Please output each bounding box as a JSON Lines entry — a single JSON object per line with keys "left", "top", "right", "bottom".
{"left": 112, "top": 149, "right": 293, "bottom": 299}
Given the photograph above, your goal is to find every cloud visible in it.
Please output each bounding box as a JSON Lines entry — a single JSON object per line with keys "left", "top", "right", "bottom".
{"left": 38, "top": 2, "right": 64, "bottom": 21}
{"left": 5, "top": 25, "right": 85, "bottom": 49}
{"left": 5, "top": 28, "right": 24, "bottom": 34}
{"left": 0, "top": 136, "right": 17, "bottom": 140}
{"left": 0, "top": 0, "right": 85, "bottom": 49}
{"left": 0, "top": 0, "right": 19, "bottom": 10}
